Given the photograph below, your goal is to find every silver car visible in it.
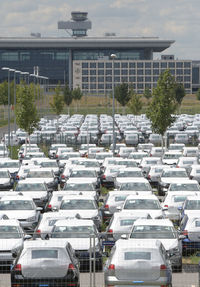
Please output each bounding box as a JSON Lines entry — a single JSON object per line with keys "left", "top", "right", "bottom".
{"left": 11, "top": 240, "right": 80, "bottom": 287}
{"left": 104, "top": 238, "right": 172, "bottom": 287}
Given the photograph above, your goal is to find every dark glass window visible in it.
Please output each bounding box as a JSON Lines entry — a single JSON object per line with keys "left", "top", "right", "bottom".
{"left": 98, "top": 70, "right": 104, "bottom": 75}
{"left": 114, "top": 77, "right": 120, "bottom": 82}
{"left": 121, "top": 70, "right": 128, "bottom": 75}
{"left": 98, "top": 62, "right": 104, "bottom": 68}
{"left": 145, "top": 62, "right": 151, "bottom": 68}
{"left": 82, "top": 70, "right": 88, "bottom": 75}
{"left": 184, "top": 83, "right": 191, "bottom": 88}
{"left": 170, "top": 69, "right": 175, "bottom": 75}
{"left": 176, "top": 76, "right": 183, "bottom": 82}
{"left": 115, "top": 70, "right": 120, "bottom": 75}
{"left": 122, "top": 62, "right": 128, "bottom": 68}
{"left": 121, "top": 76, "right": 128, "bottom": 82}
{"left": 90, "top": 77, "right": 96, "bottom": 82}
{"left": 184, "top": 76, "right": 191, "bottom": 82}
{"left": 153, "top": 62, "right": 159, "bottom": 68}
{"left": 137, "top": 62, "right": 144, "bottom": 68}
{"left": 98, "top": 84, "right": 104, "bottom": 89}
{"left": 90, "top": 70, "right": 96, "bottom": 75}
{"left": 184, "top": 69, "right": 191, "bottom": 75}
{"left": 153, "top": 76, "right": 159, "bottom": 82}
{"left": 137, "top": 70, "right": 144, "bottom": 75}
{"left": 114, "top": 62, "right": 120, "bottom": 68}
{"left": 154, "top": 69, "right": 159, "bottom": 75}
{"left": 129, "top": 63, "right": 136, "bottom": 68}
{"left": 145, "top": 83, "right": 151, "bottom": 88}
{"left": 82, "top": 83, "right": 88, "bottom": 89}
{"left": 129, "top": 69, "right": 136, "bottom": 75}
{"left": 106, "top": 83, "right": 112, "bottom": 89}
{"left": 161, "top": 62, "right": 167, "bottom": 68}
{"left": 129, "top": 76, "right": 136, "bottom": 82}
{"left": 176, "top": 62, "right": 183, "bottom": 68}
{"left": 106, "top": 70, "right": 112, "bottom": 75}
{"left": 98, "top": 77, "right": 104, "bottom": 82}
{"left": 106, "top": 62, "right": 112, "bottom": 69}
{"left": 184, "top": 62, "right": 191, "bottom": 68}
{"left": 82, "top": 77, "right": 88, "bottom": 82}
{"left": 90, "top": 62, "right": 96, "bottom": 68}
{"left": 145, "top": 69, "right": 151, "bottom": 75}
{"left": 82, "top": 63, "right": 88, "bottom": 69}
{"left": 106, "top": 76, "right": 112, "bottom": 82}
{"left": 177, "top": 69, "right": 183, "bottom": 75}
{"left": 90, "top": 83, "right": 96, "bottom": 89}
{"left": 168, "top": 62, "right": 175, "bottom": 68}
{"left": 137, "top": 76, "right": 143, "bottom": 82}
{"left": 145, "top": 76, "right": 151, "bottom": 82}
{"left": 137, "top": 83, "right": 143, "bottom": 89}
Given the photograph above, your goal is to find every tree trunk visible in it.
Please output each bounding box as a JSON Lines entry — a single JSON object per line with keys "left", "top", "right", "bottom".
{"left": 68, "top": 106, "right": 70, "bottom": 115}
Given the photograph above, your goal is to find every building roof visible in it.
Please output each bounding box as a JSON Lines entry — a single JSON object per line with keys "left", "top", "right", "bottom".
{"left": 0, "top": 36, "right": 174, "bottom": 51}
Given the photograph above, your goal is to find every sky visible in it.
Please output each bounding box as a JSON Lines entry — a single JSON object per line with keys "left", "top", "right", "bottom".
{"left": 0, "top": 0, "right": 200, "bottom": 60}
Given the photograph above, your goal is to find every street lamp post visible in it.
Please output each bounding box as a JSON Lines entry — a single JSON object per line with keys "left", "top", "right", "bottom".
{"left": 110, "top": 54, "right": 117, "bottom": 156}
{"left": 13, "top": 70, "right": 21, "bottom": 133}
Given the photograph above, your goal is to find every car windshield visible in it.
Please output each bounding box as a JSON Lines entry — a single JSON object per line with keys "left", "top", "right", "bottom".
{"left": 0, "top": 226, "right": 22, "bottom": 239}
{"left": 84, "top": 162, "right": 99, "bottom": 168}
{"left": 120, "top": 182, "right": 151, "bottom": 191}
{"left": 63, "top": 183, "right": 94, "bottom": 191}
{"left": 185, "top": 200, "right": 200, "bottom": 210}
{"left": 41, "top": 162, "right": 57, "bottom": 168}
{"left": 0, "top": 162, "right": 19, "bottom": 168}
{"left": 162, "top": 170, "right": 187, "bottom": 177}
{"left": 119, "top": 161, "right": 137, "bottom": 167}
{"left": 124, "top": 199, "right": 160, "bottom": 210}
{"left": 60, "top": 199, "right": 96, "bottom": 210}
{"left": 163, "top": 154, "right": 180, "bottom": 159}
{"left": 173, "top": 196, "right": 187, "bottom": 203}
{"left": 52, "top": 225, "right": 95, "bottom": 238}
{"left": 15, "top": 183, "right": 46, "bottom": 191}
{"left": 0, "top": 171, "right": 9, "bottom": 178}
{"left": 130, "top": 225, "right": 176, "bottom": 239}
{"left": 27, "top": 171, "right": 52, "bottom": 178}
{"left": 71, "top": 170, "right": 96, "bottom": 177}
{"left": 120, "top": 219, "right": 136, "bottom": 226}
{"left": 0, "top": 200, "right": 34, "bottom": 210}
{"left": 169, "top": 184, "right": 200, "bottom": 191}
{"left": 32, "top": 250, "right": 58, "bottom": 259}
{"left": 117, "top": 171, "right": 143, "bottom": 177}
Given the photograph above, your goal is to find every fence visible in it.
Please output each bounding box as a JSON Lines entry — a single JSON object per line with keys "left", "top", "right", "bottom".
{"left": 0, "top": 231, "right": 199, "bottom": 286}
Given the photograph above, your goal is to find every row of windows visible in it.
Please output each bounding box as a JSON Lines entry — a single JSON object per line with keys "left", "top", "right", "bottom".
{"left": 82, "top": 76, "right": 191, "bottom": 83}
{"left": 82, "top": 69, "right": 191, "bottom": 76}
{"left": 0, "top": 51, "right": 69, "bottom": 62}
{"left": 82, "top": 61, "right": 192, "bottom": 69}
{"left": 82, "top": 82, "right": 191, "bottom": 90}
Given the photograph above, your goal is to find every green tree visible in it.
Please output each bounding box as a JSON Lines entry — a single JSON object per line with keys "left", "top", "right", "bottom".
{"left": 63, "top": 83, "right": 73, "bottom": 114}
{"left": 174, "top": 83, "right": 185, "bottom": 113}
{"left": 146, "top": 69, "right": 177, "bottom": 148}
{"left": 16, "top": 82, "right": 39, "bottom": 150}
{"left": 143, "top": 87, "right": 152, "bottom": 101}
{"left": 72, "top": 86, "right": 83, "bottom": 112}
{"left": 114, "top": 82, "right": 131, "bottom": 114}
{"left": 50, "top": 84, "right": 64, "bottom": 116}
{"left": 196, "top": 88, "right": 200, "bottom": 101}
{"left": 128, "top": 88, "right": 143, "bottom": 115}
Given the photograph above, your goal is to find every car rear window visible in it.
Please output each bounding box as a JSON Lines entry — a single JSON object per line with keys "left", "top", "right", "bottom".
{"left": 120, "top": 219, "right": 135, "bottom": 226}
{"left": 174, "top": 196, "right": 187, "bottom": 203}
{"left": 32, "top": 250, "right": 58, "bottom": 259}
{"left": 115, "top": 196, "right": 127, "bottom": 202}
{"left": 195, "top": 221, "right": 200, "bottom": 227}
{"left": 124, "top": 251, "right": 151, "bottom": 260}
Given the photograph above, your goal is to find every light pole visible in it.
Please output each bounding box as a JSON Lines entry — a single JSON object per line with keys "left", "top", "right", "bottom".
{"left": 13, "top": 70, "right": 21, "bottom": 133}
{"left": 110, "top": 54, "right": 117, "bottom": 156}
{"left": 1, "top": 67, "right": 12, "bottom": 146}
{"left": 30, "top": 74, "right": 37, "bottom": 101}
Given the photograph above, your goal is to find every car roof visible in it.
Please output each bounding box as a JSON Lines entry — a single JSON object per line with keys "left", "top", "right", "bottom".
{"left": 0, "top": 195, "right": 33, "bottom": 201}
{"left": 115, "top": 238, "right": 162, "bottom": 249}
{"left": 62, "top": 195, "right": 95, "bottom": 200}
{"left": 0, "top": 219, "right": 20, "bottom": 226}
{"left": 23, "top": 239, "right": 69, "bottom": 249}
{"left": 55, "top": 219, "right": 94, "bottom": 227}
{"left": 117, "top": 178, "right": 150, "bottom": 183}
{"left": 132, "top": 218, "right": 173, "bottom": 227}
{"left": 125, "top": 194, "right": 157, "bottom": 200}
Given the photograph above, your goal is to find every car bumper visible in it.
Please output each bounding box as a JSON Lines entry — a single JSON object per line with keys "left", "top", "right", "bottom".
{"left": 105, "top": 275, "right": 170, "bottom": 286}
{"left": 0, "top": 253, "right": 13, "bottom": 268}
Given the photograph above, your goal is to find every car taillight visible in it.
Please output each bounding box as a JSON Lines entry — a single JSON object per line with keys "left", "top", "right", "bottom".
{"left": 47, "top": 204, "right": 52, "bottom": 209}
{"left": 104, "top": 204, "right": 109, "bottom": 209}
{"left": 190, "top": 176, "right": 193, "bottom": 179}
{"left": 176, "top": 165, "right": 179, "bottom": 168}
{"left": 108, "top": 264, "right": 115, "bottom": 270}
{"left": 150, "top": 153, "right": 152, "bottom": 157}
{"left": 147, "top": 174, "right": 151, "bottom": 179}
{"left": 108, "top": 229, "right": 113, "bottom": 233}
{"left": 36, "top": 229, "right": 41, "bottom": 234}
{"left": 56, "top": 155, "right": 58, "bottom": 158}
{"left": 61, "top": 174, "right": 65, "bottom": 179}
{"left": 102, "top": 175, "right": 106, "bottom": 179}
{"left": 160, "top": 264, "right": 166, "bottom": 270}
{"left": 16, "top": 175, "right": 19, "bottom": 180}
{"left": 183, "top": 230, "right": 188, "bottom": 236}
{"left": 14, "top": 264, "right": 21, "bottom": 271}
{"left": 164, "top": 205, "right": 168, "bottom": 208}
{"left": 68, "top": 263, "right": 75, "bottom": 270}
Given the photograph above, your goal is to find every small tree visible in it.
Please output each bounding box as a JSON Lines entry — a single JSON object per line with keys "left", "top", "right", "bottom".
{"left": 63, "top": 83, "right": 73, "bottom": 114}
{"left": 114, "top": 82, "right": 131, "bottom": 114}
{"left": 72, "top": 86, "right": 83, "bottom": 112}
{"left": 50, "top": 84, "right": 64, "bottom": 127}
{"left": 146, "top": 69, "right": 177, "bottom": 149}
{"left": 16, "top": 83, "right": 39, "bottom": 152}
{"left": 174, "top": 83, "right": 185, "bottom": 113}
{"left": 128, "top": 88, "right": 143, "bottom": 115}
{"left": 196, "top": 89, "right": 200, "bottom": 101}
{"left": 143, "top": 87, "right": 152, "bottom": 101}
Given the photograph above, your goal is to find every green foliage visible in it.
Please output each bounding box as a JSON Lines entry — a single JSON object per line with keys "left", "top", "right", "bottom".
{"left": 128, "top": 88, "right": 143, "bottom": 115}
{"left": 196, "top": 89, "right": 200, "bottom": 101}
{"left": 114, "top": 82, "right": 131, "bottom": 107}
{"left": 174, "top": 83, "right": 185, "bottom": 105}
{"left": 0, "top": 81, "right": 14, "bottom": 105}
{"left": 63, "top": 83, "right": 73, "bottom": 107}
{"left": 72, "top": 86, "right": 83, "bottom": 101}
{"left": 16, "top": 83, "right": 39, "bottom": 135}
{"left": 50, "top": 84, "right": 64, "bottom": 115}
{"left": 143, "top": 87, "right": 152, "bottom": 100}
{"left": 146, "top": 69, "right": 177, "bottom": 136}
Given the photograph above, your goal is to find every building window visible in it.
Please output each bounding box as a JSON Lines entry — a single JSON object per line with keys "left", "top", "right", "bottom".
{"left": 137, "top": 62, "right": 144, "bottom": 68}
{"left": 106, "top": 70, "right": 112, "bottom": 75}
{"left": 106, "top": 76, "right": 112, "bottom": 82}
{"left": 137, "top": 69, "right": 144, "bottom": 75}
{"left": 153, "top": 62, "right": 159, "bottom": 68}
{"left": 184, "top": 69, "right": 191, "bottom": 75}
{"left": 176, "top": 69, "right": 183, "bottom": 75}
{"left": 98, "top": 70, "right": 104, "bottom": 75}
{"left": 106, "top": 62, "right": 112, "bottom": 69}
{"left": 145, "top": 83, "right": 151, "bottom": 88}
{"left": 137, "top": 76, "right": 143, "bottom": 82}
{"left": 106, "top": 83, "right": 112, "bottom": 89}
{"left": 161, "top": 62, "right": 167, "bottom": 68}
{"left": 145, "top": 62, "right": 151, "bottom": 68}
{"left": 114, "top": 77, "right": 120, "bottom": 82}
{"left": 98, "top": 84, "right": 104, "bottom": 89}
{"left": 98, "top": 62, "right": 104, "bottom": 68}
{"left": 129, "top": 62, "right": 136, "bottom": 68}
{"left": 176, "top": 62, "right": 183, "bottom": 68}
{"left": 184, "top": 62, "right": 191, "bottom": 68}
{"left": 82, "top": 63, "right": 88, "bottom": 68}
{"left": 129, "top": 69, "right": 136, "bottom": 75}
{"left": 145, "top": 76, "right": 151, "bottom": 82}
{"left": 82, "top": 77, "right": 88, "bottom": 82}
{"left": 114, "top": 69, "right": 120, "bottom": 75}
{"left": 121, "top": 62, "right": 128, "bottom": 68}
{"left": 153, "top": 76, "right": 159, "bottom": 82}
{"left": 154, "top": 69, "right": 159, "bottom": 75}
{"left": 168, "top": 62, "right": 175, "bottom": 68}
{"left": 129, "top": 76, "right": 136, "bottom": 82}
{"left": 137, "top": 83, "right": 144, "bottom": 89}
{"left": 90, "top": 63, "right": 96, "bottom": 68}
{"left": 82, "top": 83, "right": 88, "bottom": 89}
{"left": 145, "top": 69, "right": 151, "bottom": 75}
{"left": 121, "top": 76, "right": 128, "bottom": 82}
{"left": 184, "top": 76, "right": 191, "bottom": 82}
{"left": 170, "top": 69, "right": 175, "bottom": 75}
{"left": 90, "top": 70, "right": 96, "bottom": 75}
{"left": 184, "top": 83, "right": 191, "bottom": 88}
{"left": 98, "top": 77, "right": 104, "bottom": 82}
{"left": 90, "top": 77, "right": 96, "bottom": 82}
{"left": 121, "top": 69, "right": 128, "bottom": 75}
{"left": 90, "top": 83, "right": 96, "bottom": 89}
{"left": 176, "top": 76, "right": 183, "bottom": 82}
{"left": 114, "top": 62, "right": 120, "bottom": 68}
{"left": 82, "top": 70, "right": 88, "bottom": 75}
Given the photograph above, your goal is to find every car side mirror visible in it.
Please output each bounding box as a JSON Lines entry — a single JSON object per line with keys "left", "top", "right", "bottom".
{"left": 116, "top": 206, "right": 122, "bottom": 211}
{"left": 36, "top": 207, "right": 43, "bottom": 211}
{"left": 53, "top": 207, "right": 58, "bottom": 211}
{"left": 24, "top": 235, "right": 32, "bottom": 240}
{"left": 12, "top": 252, "right": 18, "bottom": 258}
{"left": 121, "top": 234, "right": 128, "bottom": 240}
{"left": 179, "top": 234, "right": 186, "bottom": 240}
{"left": 162, "top": 207, "right": 168, "bottom": 211}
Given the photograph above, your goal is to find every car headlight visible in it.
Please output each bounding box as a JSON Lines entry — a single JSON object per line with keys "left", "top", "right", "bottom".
{"left": 27, "top": 215, "right": 36, "bottom": 222}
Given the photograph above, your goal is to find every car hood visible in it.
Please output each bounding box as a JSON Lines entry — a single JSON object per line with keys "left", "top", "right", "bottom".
{"left": 0, "top": 238, "right": 23, "bottom": 251}
{"left": 121, "top": 209, "right": 164, "bottom": 219}
{"left": 2, "top": 210, "right": 36, "bottom": 219}
{"left": 161, "top": 178, "right": 187, "bottom": 184}
{"left": 18, "top": 191, "right": 47, "bottom": 198}
{"left": 0, "top": 179, "right": 10, "bottom": 184}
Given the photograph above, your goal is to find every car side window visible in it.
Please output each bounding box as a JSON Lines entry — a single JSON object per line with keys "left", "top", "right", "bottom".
{"left": 160, "top": 244, "right": 168, "bottom": 261}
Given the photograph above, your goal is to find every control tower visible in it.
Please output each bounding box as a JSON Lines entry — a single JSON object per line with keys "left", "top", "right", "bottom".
{"left": 58, "top": 11, "right": 92, "bottom": 37}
